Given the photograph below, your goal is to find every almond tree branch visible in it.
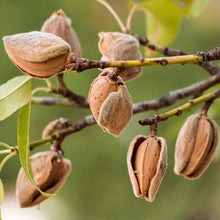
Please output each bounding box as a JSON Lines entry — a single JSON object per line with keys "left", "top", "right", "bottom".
{"left": 51, "top": 74, "right": 89, "bottom": 108}
{"left": 31, "top": 97, "right": 84, "bottom": 108}
{"left": 138, "top": 89, "right": 220, "bottom": 126}
{"left": 130, "top": 33, "right": 220, "bottom": 76}
{"left": 29, "top": 80, "right": 220, "bottom": 150}
{"left": 31, "top": 72, "right": 220, "bottom": 111}
{"left": 66, "top": 48, "right": 220, "bottom": 72}
{"left": 133, "top": 72, "right": 220, "bottom": 114}
{"left": 29, "top": 115, "right": 96, "bottom": 150}
{"left": 29, "top": 88, "right": 220, "bottom": 149}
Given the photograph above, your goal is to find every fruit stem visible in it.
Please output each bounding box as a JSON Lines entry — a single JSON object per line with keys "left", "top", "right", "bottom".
{"left": 150, "top": 123, "right": 157, "bottom": 136}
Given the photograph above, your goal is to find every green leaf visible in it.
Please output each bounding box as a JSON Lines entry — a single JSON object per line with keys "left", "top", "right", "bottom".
{"left": 0, "top": 179, "right": 4, "bottom": 205}
{"left": 17, "top": 102, "right": 55, "bottom": 198}
{"left": 0, "top": 75, "right": 32, "bottom": 121}
{"left": 174, "top": 0, "right": 209, "bottom": 17}
{"left": 128, "top": 1, "right": 136, "bottom": 10}
{"left": 138, "top": 0, "right": 181, "bottom": 47}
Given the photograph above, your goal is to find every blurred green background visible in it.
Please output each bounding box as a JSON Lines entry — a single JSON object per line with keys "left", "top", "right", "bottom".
{"left": 0, "top": 0, "right": 220, "bottom": 219}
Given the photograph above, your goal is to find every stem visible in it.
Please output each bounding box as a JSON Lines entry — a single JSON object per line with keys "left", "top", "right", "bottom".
{"left": 150, "top": 123, "right": 157, "bottom": 136}
{"left": 0, "top": 142, "right": 14, "bottom": 150}
{"left": 30, "top": 136, "right": 56, "bottom": 151}
{"left": 45, "top": 79, "right": 53, "bottom": 89}
{"left": 11, "top": 88, "right": 220, "bottom": 152}
{"left": 139, "top": 89, "right": 220, "bottom": 126}
{"left": 31, "top": 73, "right": 220, "bottom": 112}
{"left": 0, "top": 151, "right": 17, "bottom": 172}
{"left": 108, "top": 55, "right": 202, "bottom": 66}
{"left": 23, "top": 72, "right": 220, "bottom": 150}
{"left": 66, "top": 55, "right": 205, "bottom": 72}
{"left": 31, "top": 97, "right": 80, "bottom": 107}
{"left": 200, "top": 100, "right": 214, "bottom": 116}
{"left": 126, "top": 4, "right": 138, "bottom": 33}
{"left": 131, "top": 33, "right": 220, "bottom": 76}
{"left": 0, "top": 149, "right": 11, "bottom": 155}
{"left": 133, "top": 73, "right": 220, "bottom": 114}
{"left": 29, "top": 88, "right": 220, "bottom": 149}
{"left": 29, "top": 115, "right": 96, "bottom": 149}
{"left": 97, "top": 0, "right": 126, "bottom": 33}
{"left": 52, "top": 74, "right": 89, "bottom": 108}
{"left": 31, "top": 87, "right": 51, "bottom": 96}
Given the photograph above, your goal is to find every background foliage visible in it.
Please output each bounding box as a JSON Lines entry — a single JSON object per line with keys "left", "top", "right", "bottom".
{"left": 0, "top": 0, "right": 220, "bottom": 219}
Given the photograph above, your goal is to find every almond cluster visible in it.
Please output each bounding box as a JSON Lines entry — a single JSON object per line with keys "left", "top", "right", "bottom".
{"left": 126, "top": 112, "right": 219, "bottom": 202}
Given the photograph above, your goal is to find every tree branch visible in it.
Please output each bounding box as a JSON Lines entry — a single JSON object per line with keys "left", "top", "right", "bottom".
{"left": 130, "top": 33, "right": 220, "bottom": 76}
{"left": 66, "top": 55, "right": 202, "bottom": 72}
{"left": 29, "top": 115, "right": 96, "bottom": 150}
{"left": 138, "top": 89, "right": 220, "bottom": 126}
{"left": 51, "top": 74, "right": 89, "bottom": 108}
{"left": 31, "top": 97, "right": 89, "bottom": 108}
{"left": 65, "top": 48, "right": 220, "bottom": 73}
{"left": 32, "top": 73, "right": 220, "bottom": 113}
{"left": 30, "top": 88, "right": 220, "bottom": 148}
{"left": 133, "top": 72, "right": 220, "bottom": 114}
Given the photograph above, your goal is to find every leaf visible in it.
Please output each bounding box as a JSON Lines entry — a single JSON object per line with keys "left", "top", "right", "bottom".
{"left": 128, "top": 1, "right": 136, "bottom": 10}
{"left": 137, "top": 0, "right": 181, "bottom": 51}
{"left": 17, "top": 102, "right": 55, "bottom": 198}
{"left": 0, "top": 75, "right": 32, "bottom": 121}
{"left": 174, "top": 0, "right": 209, "bottom": 18}
{"left": 0, "top": 179, "right": 4, "bottom": 205}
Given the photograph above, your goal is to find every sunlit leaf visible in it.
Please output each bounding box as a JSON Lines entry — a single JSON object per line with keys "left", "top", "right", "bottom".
{"left": 137, "top": 0, "right": 181, "bottom": 53}
{"left": 174, "top": 0, "right": 209, "bottom": 17}
{"left": 0, "top": 179, "right": 4, "bottom": 205}
{"left": 128, "top": 1, "right": 136, "bottom": 10}
{"left": 17, "top": 102, "right": 55, "bottom": 198}
{"left": 0, "top": 75, "right": 31, "bottom": 121}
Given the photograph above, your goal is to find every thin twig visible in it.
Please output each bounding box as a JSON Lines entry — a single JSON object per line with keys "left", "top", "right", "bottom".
{"left": 0, "top": 142, "right": 14, "bottom": 150}
{"left": 96, "top": 0, "right": 126, "bottom": 33}
{"left": 126, "top": 4, "right": 138, "bottom": 33}
{"left": 31, "top": 97, "right": 89, "bottom": 108}
{"left": 133, "top": 73, "right": 220, "bottom": 114}
{"left": 0, "top": 151, "right": 17, "bottom": 172}
{"left": 138, "top": 89, "right": 220, "bottom": 126}
{"left": 0, "top": 149, "right": 11, "bottom": 155}
{"left": 29, "top": 115, "right": 96, "bottom": 150}
{"left": 51, "top": 74, "right": 89, "bottom": 108}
